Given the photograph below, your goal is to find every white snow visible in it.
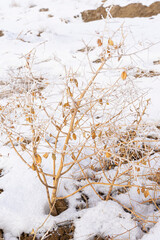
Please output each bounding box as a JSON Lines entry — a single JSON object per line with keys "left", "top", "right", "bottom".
{"left": 74, "top": 201, "right": 142, "bottom": 240}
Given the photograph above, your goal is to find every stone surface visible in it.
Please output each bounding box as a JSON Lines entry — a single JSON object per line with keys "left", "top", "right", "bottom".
{"left": 81, "top": 2, "right": 160, "bottom": 22}
{"left": 81, "top": 6, "right": 107, "bottom": 22}
{"left": 110, "top": 2, "right": 160, "bottom": 18}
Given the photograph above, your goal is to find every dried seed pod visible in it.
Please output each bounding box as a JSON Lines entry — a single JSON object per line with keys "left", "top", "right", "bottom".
{"left": 21, "top": 143, "right": 26, "bottom": 151}
{"left": 141, "top": 186, "right": 145, "bottom": 193}
{"left": 98, "top": 98, "right": 103, "bottom": 105}
{"left": 52, "top": 153, "right": 56, "bottom": 161}
{"left": 31, "top": 163, "right": 37, "bottom": 171}
{"left": 43, "top": 153, "right": 49, "bottom": 159}
{"left": 72, "top": 153, "right": 76, "bottom": 160}
{"left": 30, "top": 107, "right": 35, "bottom": 114}
{"left": 106, "top": 152, "right": 112, "bottom": 158}
{"left": 144, "top": 190, "right": 149, "bottom": 198}
{"left": 35, "top": 154, "right": 42, "bottom": 165}
{"left": 26, "top": 117, "right": 33, "bottom": 123}
{"left": 91, "top": 130, "right": 96, "bottom": 139}
{"left": 63, "top": 102, "right": 70, "bottom": 108}
{"left": 72, "top": 133, "right": 77, "bottom": 140}
{"left": 137, "top": 187, "right": 140, "bottom": 195}
{"left": 108, "top": 38, "right": 114, "bottom": 46}
{"left": 97, "top": 38, "right": 102, "bottom": 46}
{"left": 121, "top": 71, "right": 127, "bottom": 80}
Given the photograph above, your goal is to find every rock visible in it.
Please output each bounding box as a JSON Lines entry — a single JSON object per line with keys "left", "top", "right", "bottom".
{"left": 147, "top": 135, "right": 158, "bottom": 140}
{"left": 94, "top": 235, "right": 105, "bottom": 240}
{"left": 153, "top": 60, "right": 160, "bottom": 65}
{"left": 39, "top": 8, "right": 49, "bottom": 12}
{"left": 0, "top": 229, "right": 3, "bottom": 239}
{"left": 57, "top": 227, "right": 65, "bottom": 236}
{"left": 81, "top": 2, "right": 160, "bottom": 22}
{"left": 20, "top": 233, "right": 38, "bottom": 240}
{"left": 0, "top": 189, "right": 3, "bottom": 194}
{"left": 47, "top": 232, "right": 60, "bottom": 240}
{"left": 48, "top": 14, "right": 54, "bottom": 18}
{"left": 0, "top": 31, "right": 4, "bottom": 37}
{"left": 55, "top": 199, "right": 68, "bottom": 215}
{"left": 60, "top": 235, "right": 70, "bottom": 240}
{"left": 81, "top": 6, "right": 107, "bottom": 22}
{"left": 110, "top": 2, "right": 160, "bottom": 18}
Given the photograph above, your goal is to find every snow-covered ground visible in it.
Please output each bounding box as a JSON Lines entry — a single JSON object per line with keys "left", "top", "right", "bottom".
{"left": 0, "top": 0, "right": 160, "bottom": 239}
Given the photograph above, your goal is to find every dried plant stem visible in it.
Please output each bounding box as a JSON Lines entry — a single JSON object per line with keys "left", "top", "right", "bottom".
{"left": 105, "top": 164, "right": 121, "bottom": 201}
{"left": 51, "top": 60, "right": 106, "bottom": 204}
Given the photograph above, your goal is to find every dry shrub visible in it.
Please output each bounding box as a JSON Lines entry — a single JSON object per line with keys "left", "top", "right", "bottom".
{"left": 1, "top": 25, "right": 159, "bottom": 238}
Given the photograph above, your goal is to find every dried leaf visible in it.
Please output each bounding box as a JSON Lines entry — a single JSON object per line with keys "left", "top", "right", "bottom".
{"left": 31, "top": 229, "right": 35, "bottom": 235}
{"left": 137, "top": 187, "right": 140, "bottom": 195}
{"left": 141, "top": 186, "right": 145, "bottom": 193}
{"left": 35, "top": 136, "right": 40, "bottom": 142}
{"left": 83, "top": 132, "right": 86, "bottom": 138}
{"left": 74, "top": 78, "right": 78, "bottom": 87}
{"left": 67, "top": 87, "right": 73, "bottom": 97}
{"left": 31, "top": 163, "right": 36, "bottom": 171}
{"left": 135, "top": 167, "right": 140, "bottom": 172}
{"left": 20, "top": 137, "right": 24, "bottom": 142}
{"left": 106, "top": 152, "right": 112, "bottom": 158}
{"left": 35, "top": 154, "right": 42, "bottom": 165}
{"left": 26, "top": 117, "right": 33, "bottom": 123}
{"left": 144, "top": 190, "right": 149, "bottom": 198}
{"left": 75, "top": 120, "right": 79, "bottom": 127}
{"left": 91, "top": 130, "right": 96, "bottom": 139}
{"left": 121, "top": 71, "right": 127, "bottom": 80}
{"left": 30, "top": 107, "right": 35, "bottom": 114}
{"left": 90, "top": 165, "right": 95, "bottom": 171}
{"left": 21, "top": 143, "right": 26, "bottom": 151}
{"left": 52, "top": 153, "right": 56, "bottom": 161}
{"left": 72, "top": 133, "right": 77, "bottom": 140}
{"left": 63, "top": 102, "right": 70, "bottom": 108}
{"left": 43, "top": 153, "right": 49, "bottom": 159}
{"left": 70, "top": 78, "right": 78, "bottom": 87}
{"left": 108, "top": 38, "right": 114, "bottom": 46}
{"left": 107, "top": 48, "right": 110, "bottom": 54}
{"left": 141, "top": 160, "right": 147, "bottom": 165}
{"left": 72, "top": 153, "right": 76, "bottom": 160}
{"left": 98, "top": 131, "right": 102, "bottom": 138}
{"left": 99, "top": 98, "right": 103, "bottom": 105}
{"left": 97, "top": 38, "right": 102, "bottom": 46}
{"left": 101, "top": 57, "right": 105, "bottom": 62}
